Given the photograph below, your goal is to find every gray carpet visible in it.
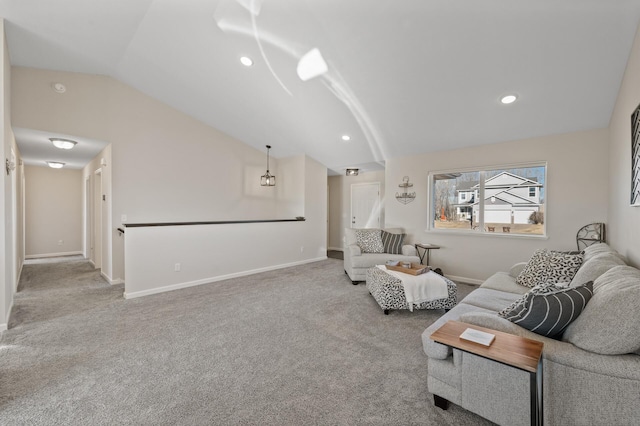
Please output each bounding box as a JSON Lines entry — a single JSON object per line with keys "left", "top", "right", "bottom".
{"left": 0, "top": 257, "right": 492, "bottom": 425}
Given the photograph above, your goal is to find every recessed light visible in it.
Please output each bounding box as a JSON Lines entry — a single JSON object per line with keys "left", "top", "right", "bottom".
{"left": 51, "top": 82, "right": 66, "bottom": 93}
{"left": 49, "top": 138, "right": 77, "bottom": 150}
{"left": 501, "top": 94, "right": 517, "bottom": 104}
{"left": 46, "top": 161, "right": 65, "bottom": 169}
{"left": 240, "top": 56, "right": 253, "bottom": 67}
{"left": 346, "top": 168, "right": 359, "bottom": 176}
{"left": 341, "top": 135, "right": 351, "bottom": 141}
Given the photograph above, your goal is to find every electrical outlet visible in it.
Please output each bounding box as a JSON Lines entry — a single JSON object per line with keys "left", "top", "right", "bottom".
{"left": 300, "top": 246, "right": 304, "bottom": 253}
{"left": 121, "top": 214, "right": 127, "bottom": 222}
{"left": 174, "top": 263, "right": 181, "bottom": 272}
{"left": 58, "top": 240, "right": 63, "bottom": 246}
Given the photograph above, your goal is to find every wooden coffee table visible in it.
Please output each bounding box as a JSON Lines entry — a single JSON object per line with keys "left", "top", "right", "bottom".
{"left": 430, "top": 320, "right": 544, "bottom": 426}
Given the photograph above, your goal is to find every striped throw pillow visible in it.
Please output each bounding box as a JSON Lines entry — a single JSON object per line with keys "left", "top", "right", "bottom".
{"left": 381, "top": 231, "right": 405, "bottom": 254}
{"left": 498, "top": 281, "right": 593, "bottom": 338}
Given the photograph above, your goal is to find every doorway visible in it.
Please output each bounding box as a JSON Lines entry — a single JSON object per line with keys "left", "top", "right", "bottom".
{"left": 93, "top": 169, "right": 102, "bottom": 270}
{"left": 350, "top": 182, "right": 380, "bottom": 228}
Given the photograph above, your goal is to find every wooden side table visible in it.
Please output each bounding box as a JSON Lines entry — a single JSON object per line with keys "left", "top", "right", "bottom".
{"left": 430, "top": 320, "right": 544, "bottom": 426}
{"left": 414, "top": 243, "right": 440, "bottom": 265}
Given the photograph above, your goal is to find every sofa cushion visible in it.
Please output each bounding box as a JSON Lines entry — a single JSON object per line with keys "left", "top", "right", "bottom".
{"left": 569, "top": 252, "right": 626, "bottom": 287}
{"left": 582, "top": 242, "right": 626, "bottom": 262}
{"left": 563, "top": 265, "right": 640, "bottom": 355}
{"left": 350, "top": 253, "right": 419, "bottom": 268}
{"left": 381, "top": 230, "right": 405, "bottom": 254}
{"left": 516, "top": 249, "right": 583, "bottom": 288}
{"left": 354, "top": 229, "right": 384, "bottom": 253}
{"left": 459, "top": 288, "right": 523, "bottom": 312}
{"left": 480, "top": 271, "right": 530, "bottom": 295}
{"left": 498, "top": 282, "right": 593, "bottom": 338}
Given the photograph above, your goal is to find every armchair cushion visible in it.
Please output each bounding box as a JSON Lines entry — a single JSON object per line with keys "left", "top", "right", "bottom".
{"left": 381, "top": 230, "right": 405, "bottom": 254}
{"left": 354, "top": 229, "right": 384, "bottom": 253}
{"left": 347, "top": 245, "right": 362, "bottom": 257}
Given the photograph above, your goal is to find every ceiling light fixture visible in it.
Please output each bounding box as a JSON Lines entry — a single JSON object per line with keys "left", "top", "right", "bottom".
{"left": 46, "top": 161, "right": 65, "bottom": 169}
{"left": 50, "top": 138, "right": 78, "bottom": 150}
{"left": 51, "top": 82, "right": 66, "bottom": 93}
{"left": 346, "top": 168, "right": 359, "bottom": 176}
{"left": 260, "top": 145, "right": 275, "bottom": 186}
{"left": 341, "top": 135, "right": 351, "bottom": 141}
{"left": 501, "top": 94, "right": 517, "bottom": 104}
{"left": 240, "top": 56, "right": 254, "bottom": 67}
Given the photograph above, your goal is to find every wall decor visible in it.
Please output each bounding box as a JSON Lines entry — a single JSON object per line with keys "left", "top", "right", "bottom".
{"left": 632, "top": 102, "right": 640, "bottom": 206}
{"left": 396, "top": 176, "right": 416, "bottom": 204}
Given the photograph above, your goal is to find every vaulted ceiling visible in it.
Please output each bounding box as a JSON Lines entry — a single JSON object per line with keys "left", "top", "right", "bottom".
{"left": 2, "top": 0, "right": 640, "bottom": 174}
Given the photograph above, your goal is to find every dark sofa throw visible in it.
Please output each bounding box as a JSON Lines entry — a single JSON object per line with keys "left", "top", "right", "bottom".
{"left": 381, "top": 231, "right": 405, "bottom": 255}
{"left": 498, "top": 281, "right": 593, "bottom": 338}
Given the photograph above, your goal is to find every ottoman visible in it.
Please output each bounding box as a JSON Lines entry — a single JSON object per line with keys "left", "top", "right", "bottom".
{"left": 366, "top": 266, "right": 457, "bottom": 314}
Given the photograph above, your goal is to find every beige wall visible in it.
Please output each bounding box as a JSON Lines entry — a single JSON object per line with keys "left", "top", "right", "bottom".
{"left": 385, "top": 129, "right": 609, "bottom": 283}
{"left": 124, "top": 154, "right": 326, "bottom": 298}
{"left": 1, "top": 19, "right": 23, "bottom": 330}
{"left": 327, "top": 170, "right": 385, "bottom": 250}
{"left": 1, "top": 19, "right": 8, "bottom": 328}
{"left": 12, "top": 67, "right": 319, "bottom": 286}
{"left": 608, "top": 23, "right": 640, "bottom": 267}
{"left": 25, "top": 166, "right": 83, "bottom": 257}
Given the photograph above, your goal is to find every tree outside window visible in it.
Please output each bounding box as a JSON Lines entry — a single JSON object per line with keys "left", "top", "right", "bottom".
{"left": 430, "top": 164, "right": 546, "bottom": 236}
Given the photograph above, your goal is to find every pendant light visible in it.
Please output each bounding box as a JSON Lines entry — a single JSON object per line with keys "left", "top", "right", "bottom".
{"left": 260, "top": 145, "right": 276, "bottom": 186}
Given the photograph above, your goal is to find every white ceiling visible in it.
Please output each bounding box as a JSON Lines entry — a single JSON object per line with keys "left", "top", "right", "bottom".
{"left": 2, "top": 0, "right": 640, "bottom": 174}
{"left": 13, "top": 128, "right": 109, "bottom": 169}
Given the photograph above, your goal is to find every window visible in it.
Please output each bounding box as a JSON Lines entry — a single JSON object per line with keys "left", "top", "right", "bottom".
{"left": 429, "top": 164, "right": 546, "bottom": 236}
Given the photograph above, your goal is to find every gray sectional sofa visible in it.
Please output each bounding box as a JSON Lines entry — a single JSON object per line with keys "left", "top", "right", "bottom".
{"left": 421, "top": 243, "right": 640, "bottom": 426}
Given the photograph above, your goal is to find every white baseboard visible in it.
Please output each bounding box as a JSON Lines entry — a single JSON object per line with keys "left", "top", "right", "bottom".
{"left": 25, "top": 251, "right": 83, "bottom": 259}
{"left": 446, "top": 275, "right": 483, "bottom": 286}
{"left": 16, "top": 261, "right": 23, "bottom": 290}
{"left": 1, "top": 299, "right": 13, "bottom": 332}
{"left": 100, "top": 271, "right": 124, "bottom": 285}
{"left": 328, "top": 247, "right": 343, "bottom": 252}
{"left": 124, "top": 256, "right": 328, "bottom": 299}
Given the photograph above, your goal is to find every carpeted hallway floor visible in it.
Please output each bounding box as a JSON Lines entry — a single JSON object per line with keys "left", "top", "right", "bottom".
{"left": 0, "top": 257, "right": 492, "bottom": 425}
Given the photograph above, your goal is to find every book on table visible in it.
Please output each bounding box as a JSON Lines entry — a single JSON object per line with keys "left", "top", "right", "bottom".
{"left": 459, "top": 328, "right": 496, "bottom": 346}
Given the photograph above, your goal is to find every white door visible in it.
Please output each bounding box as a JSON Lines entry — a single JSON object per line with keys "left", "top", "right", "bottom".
{"left": 351, "top": 183, "right": 380, "bottom": 228}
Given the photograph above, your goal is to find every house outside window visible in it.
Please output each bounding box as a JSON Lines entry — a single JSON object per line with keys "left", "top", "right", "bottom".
{"left": 429, "top": 163, "right": 546, "bottom": 236}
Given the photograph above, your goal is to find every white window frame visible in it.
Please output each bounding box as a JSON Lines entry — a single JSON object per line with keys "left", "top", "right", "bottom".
{"left": 427, "top": 161, "right": 548, "bottom": 238}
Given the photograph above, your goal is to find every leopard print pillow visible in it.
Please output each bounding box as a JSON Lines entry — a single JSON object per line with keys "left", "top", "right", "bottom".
{"left": 516, "top": 249, "right": 549, "bottom": 288}
{"left": 354, "top": 229, "right": 384, "bottom": 253}
{"left": 547, "top": 251, "right": 584, "bottom": 284}
{"left": 516, "top": 249, "right": 584, "bottom": 288}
